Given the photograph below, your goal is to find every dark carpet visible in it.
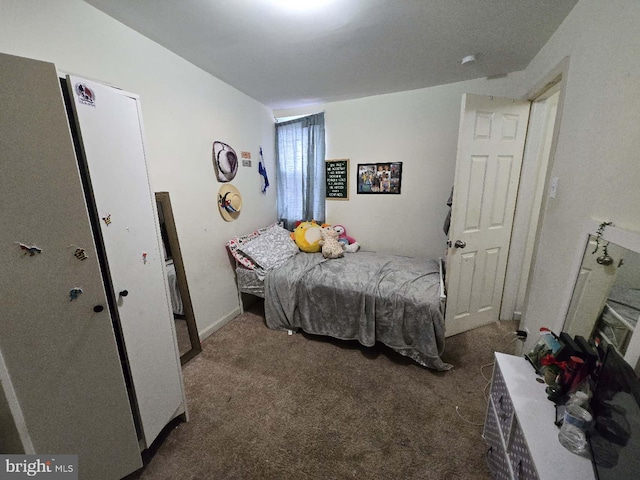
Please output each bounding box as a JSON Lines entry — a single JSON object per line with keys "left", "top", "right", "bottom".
{"left": 132, "top": 301, "right": 518, "bottom": 480}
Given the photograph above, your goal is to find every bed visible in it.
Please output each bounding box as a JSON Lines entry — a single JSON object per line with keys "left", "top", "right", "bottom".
{"left": 226, "top": 223, "right": 451, "bottom": 371}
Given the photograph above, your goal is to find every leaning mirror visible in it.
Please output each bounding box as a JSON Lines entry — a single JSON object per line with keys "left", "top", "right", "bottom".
{"left": 156, "top": 192, "right": 202, "bottom": 364}
{"left": 564, "top": 222, "right": 640, "bottom": 370}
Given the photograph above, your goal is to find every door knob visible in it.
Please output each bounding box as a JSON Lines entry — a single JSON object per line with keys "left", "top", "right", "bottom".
{"left": 119, "top": 290, "right": 129, "bottom": 297}
{"left": 93, "top": 305, "right": 104, "bottom": 313}
{"left": 454, "top": 240, "right": 466, "bottom": 248}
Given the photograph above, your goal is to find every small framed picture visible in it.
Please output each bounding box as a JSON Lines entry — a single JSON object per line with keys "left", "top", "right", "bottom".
{"left": 357, "top": 162, "right": 402, "bottom": 194}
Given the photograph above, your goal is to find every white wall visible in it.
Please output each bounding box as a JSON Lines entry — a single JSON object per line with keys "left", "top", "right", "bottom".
{"left": 276, "top": 73, "right": 525, "bottom": 260}
{"left": 517, "top": 0, "right": 640, "bottom": 350}
{"left": 0, "top": 0, "right": 277, "bottom": 337}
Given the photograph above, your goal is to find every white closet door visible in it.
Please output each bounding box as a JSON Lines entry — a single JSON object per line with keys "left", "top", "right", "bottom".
{"left": 66, "top": 75, "right": 185, "bottom": 447}
{"left": 0, "top": 54, "right": 141, "bottom": 479}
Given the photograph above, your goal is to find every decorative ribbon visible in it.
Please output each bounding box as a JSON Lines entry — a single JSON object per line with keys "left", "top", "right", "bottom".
{"left": 219, "top": 192, "right": 238, "bottom": 213}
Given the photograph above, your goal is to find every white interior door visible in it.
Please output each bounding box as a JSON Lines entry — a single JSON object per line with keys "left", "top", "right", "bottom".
{"left": 66, "top": 75, "right": 185, "bottom": 448}
{"left": 0, "top": 54, "right": 141, "bottom": 478}
{"left": 445, "top": 94, "right": 530, "bottom": 337}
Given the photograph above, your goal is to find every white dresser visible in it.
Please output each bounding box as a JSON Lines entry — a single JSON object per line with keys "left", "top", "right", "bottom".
{"left": 483, "top": 353, "right": 595, "bottom": 479}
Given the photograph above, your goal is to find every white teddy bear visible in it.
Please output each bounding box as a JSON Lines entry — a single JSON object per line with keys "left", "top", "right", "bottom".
{"left": 319, "top": 226, "right": 344, "bottom": 259}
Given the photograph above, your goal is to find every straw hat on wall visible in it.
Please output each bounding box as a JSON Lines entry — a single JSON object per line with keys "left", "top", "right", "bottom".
{"left": 218, "top": 184, "right": 242, "bottom": 221}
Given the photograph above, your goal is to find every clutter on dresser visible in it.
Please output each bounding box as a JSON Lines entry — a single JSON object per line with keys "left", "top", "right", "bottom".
{"left": 526, "top": 327, "right": 601, "bottom": 402}
{"left": 521, "top": 325, "right": 640, "bottom": 477}
{"left": 484, "top": 353, "right": 594, "bottom": 479}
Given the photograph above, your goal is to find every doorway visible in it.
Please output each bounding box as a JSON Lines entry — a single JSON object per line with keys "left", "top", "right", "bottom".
{"left": 155, "top": 192, "right": 202, "bottom": 365}
{"left": 501, "top": 87, "right": 561, "bottom": 322}
{"left": 500, "top": 59, "right": 568, "bottom": 329}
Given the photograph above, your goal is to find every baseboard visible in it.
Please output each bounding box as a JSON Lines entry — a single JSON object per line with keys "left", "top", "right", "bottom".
{"left": 199, "top": 307, "right": 241, "bottom": 341}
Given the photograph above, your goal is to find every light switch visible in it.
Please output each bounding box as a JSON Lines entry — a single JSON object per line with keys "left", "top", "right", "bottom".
{"left": 549, "top": 177, "right": 559, "bottom": 198}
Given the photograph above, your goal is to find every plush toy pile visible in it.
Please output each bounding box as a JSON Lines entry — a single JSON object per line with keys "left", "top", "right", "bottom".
{"left": 291, "top": 220, "right": 360, "bottom": 257}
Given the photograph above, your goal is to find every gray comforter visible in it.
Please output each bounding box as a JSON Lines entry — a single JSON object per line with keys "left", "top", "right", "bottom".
{"left": 264, "top": 251, "right": 453, "bottom": 371}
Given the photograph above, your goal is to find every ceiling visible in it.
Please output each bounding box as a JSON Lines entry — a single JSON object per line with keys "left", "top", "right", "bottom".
{"left": 83, "top": 0, "right": 578, "bottom": 110}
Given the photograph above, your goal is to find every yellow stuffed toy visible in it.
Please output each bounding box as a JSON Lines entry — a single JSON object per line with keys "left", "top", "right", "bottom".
{"left": 291, "top": 220, "right": 323, "bottom": 253}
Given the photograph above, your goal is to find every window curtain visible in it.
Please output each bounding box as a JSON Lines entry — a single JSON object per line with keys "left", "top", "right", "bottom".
{"left": 275, "top": 112, "right": 326, "bottom": 230}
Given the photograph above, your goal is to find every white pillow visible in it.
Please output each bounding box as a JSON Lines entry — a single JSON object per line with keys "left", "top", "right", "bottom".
{"left": 239, "top": 225, "right": 299, "bottom": 271}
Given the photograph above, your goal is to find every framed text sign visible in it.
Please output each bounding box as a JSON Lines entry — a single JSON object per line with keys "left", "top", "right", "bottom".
{"left": 325, "top": 159, "right": 349, "bottom": 200}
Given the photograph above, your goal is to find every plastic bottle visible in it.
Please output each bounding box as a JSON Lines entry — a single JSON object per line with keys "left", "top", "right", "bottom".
{"left": 558, "top": 423, "right": 588, "bottom": 455}
{"left": 558, "top": 404, "right": 592, "bottom": 456}
{"left": 567, "top": 391, "right": 589, "bottom": 409}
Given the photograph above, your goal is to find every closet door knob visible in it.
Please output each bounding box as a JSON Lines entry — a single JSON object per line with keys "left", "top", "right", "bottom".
{"left": 454, "top": 240, "right": 466, "bottom": 248}
{"left": 93, "top": 305, "right": 104, "bottom": 313}
{"left": 119, "top": 290, "right": 129, "bottom": 297}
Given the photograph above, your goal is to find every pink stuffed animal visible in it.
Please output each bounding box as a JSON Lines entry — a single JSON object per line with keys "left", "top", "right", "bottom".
{"left": 331, "top": 225, "right": 360, "bottom": 253}
{"left": 332, "top": 224, "right": 360, "bottom": 253}
{"left": 333, "top": 224, "right": 355, "bottom": 245}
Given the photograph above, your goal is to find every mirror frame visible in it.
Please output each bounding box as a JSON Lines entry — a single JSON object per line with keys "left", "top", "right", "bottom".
{"left": 156, "top": 191, "right": 202, "bottom": 365}
{"left": 562, "top": 220, "right": 640, "bottom": 368}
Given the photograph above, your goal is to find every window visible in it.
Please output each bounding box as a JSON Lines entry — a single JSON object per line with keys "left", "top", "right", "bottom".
{"left": 275, "top": 112, "right": 325, "bottom": 230}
